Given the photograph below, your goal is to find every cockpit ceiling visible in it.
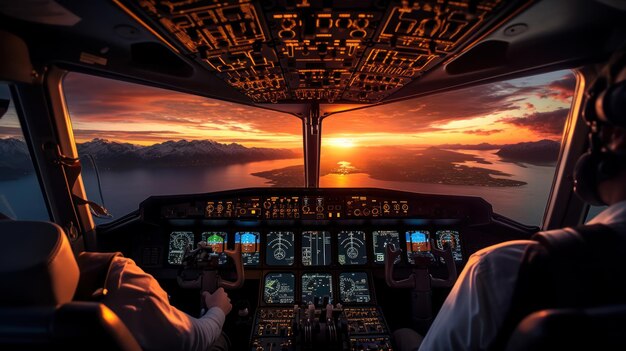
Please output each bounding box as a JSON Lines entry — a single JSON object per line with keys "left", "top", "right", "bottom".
{"left": 122, "top": 0, "right": 516, "bottom": 104}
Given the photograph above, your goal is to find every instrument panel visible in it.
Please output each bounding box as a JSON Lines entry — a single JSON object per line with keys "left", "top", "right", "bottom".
{"left": 165, "top": 228, "right": 464, "bottom": 268}
{"left": 143, "top": 188, "right": 491, "bottom": 270}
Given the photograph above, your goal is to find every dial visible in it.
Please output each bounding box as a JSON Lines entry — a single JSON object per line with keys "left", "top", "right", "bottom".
{"left": 168, "top": 231, "right": 194, "bottom": 265}
{"left": 266, "top": 231, "right": 294, "bottom": 266}
{"left": 436, "top": 230, "right": 463, "bottom": 261}
{"left": 372, "top": 230, "right": 400, "bottom": 264}
{"left": 339, "top": 272, "right": 371, "bottom": 303}
{"left": 264, "top": 273, "right": 295, "bottom": 304}
{"left": 338, "top": 231, "right": 367, "bottom": 265}
{"left": 301, "top": 273, "right": 333, "bottom": 305}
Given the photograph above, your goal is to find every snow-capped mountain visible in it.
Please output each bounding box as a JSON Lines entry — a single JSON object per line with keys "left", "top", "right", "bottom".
{"left": 1, "top": 138, "right": 298, "bottom": 177}
{"left": 84, "top": 139, "right": 297, "bottom": 167}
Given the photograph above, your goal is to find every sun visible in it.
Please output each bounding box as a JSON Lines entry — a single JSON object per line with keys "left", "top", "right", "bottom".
{"left": 327, "top": 137, "right": 356, "bottom": 148}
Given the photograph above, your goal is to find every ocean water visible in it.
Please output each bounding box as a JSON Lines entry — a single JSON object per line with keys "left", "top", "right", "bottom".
{"left": 0, "top": 151, "right": 557, "bottom": 226}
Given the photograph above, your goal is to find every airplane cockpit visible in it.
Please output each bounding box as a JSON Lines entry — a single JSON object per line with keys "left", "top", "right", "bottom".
{"left": 1, "top": 0, "right": 626, "bottom": 350}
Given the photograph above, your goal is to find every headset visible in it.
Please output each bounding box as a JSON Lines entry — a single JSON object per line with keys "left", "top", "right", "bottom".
{"left": 573, "top": 48, "right": 626, "bottom": 206}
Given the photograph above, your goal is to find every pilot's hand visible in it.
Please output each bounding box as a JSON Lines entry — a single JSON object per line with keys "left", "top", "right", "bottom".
{"left": 203, "top": 288, "right": 232, "bottom": 315}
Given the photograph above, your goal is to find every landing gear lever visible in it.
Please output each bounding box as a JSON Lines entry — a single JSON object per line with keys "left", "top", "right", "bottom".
{"left": 384, "top": 241, "right": 457, "bottom": 334}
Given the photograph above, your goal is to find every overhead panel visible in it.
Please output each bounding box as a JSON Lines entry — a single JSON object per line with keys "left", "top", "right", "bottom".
{"left": 129, "top": 0, "right": 509, "bottom": 103}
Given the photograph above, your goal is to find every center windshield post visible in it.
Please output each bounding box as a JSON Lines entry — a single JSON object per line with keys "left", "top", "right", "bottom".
{"left": 303, "top": 102, "right": 321, "bottom": 188}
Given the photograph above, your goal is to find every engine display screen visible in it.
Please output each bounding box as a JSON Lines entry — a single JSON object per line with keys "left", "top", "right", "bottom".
{"left": 338, "top": 231, "right": 367, "bottom": 265}
{"left": 235, "top": 232, "right": 260, "bottom": 266}
{"left": 168, "top": 231, "right": 194, "bottom": 265}
{"left": 266, "top": 231, "right": 295, "bottom": 266}
{"left": 436, "top": 230, "right": 463, "bottom": 261}
{"left": 302, "top": 273, "right": 333, "bottom": 306}
{"left": 339, "top": 272, "right": 371, "bottom": 303}
{"left": 201, "top": 231, "right": 228, "bottom": 264}
{"left": 302, "top": 231, "right": 331, "bottom": 266}
{"left": 264, "top": 273, "right": 295, "bottom": 304}
{"left": 405, "top": 230, "right": 430, "bottom": 264}
{"left": 372, "top": 230, "right": 400, "bottom": 264}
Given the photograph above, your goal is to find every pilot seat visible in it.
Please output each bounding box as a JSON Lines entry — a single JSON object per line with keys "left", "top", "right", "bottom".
{"left": 0, "top": 220, "right": 141, "bottom": 351}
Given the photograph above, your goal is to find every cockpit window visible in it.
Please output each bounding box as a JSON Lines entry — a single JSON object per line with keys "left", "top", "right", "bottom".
{"left": 62, "top": 73, "right": 303, "bottom": 220}
{"left": 320, "top": 70, "right": 577, "bottom": 225}
{"left": 0, "top": 84, "right": 49, "bottom": 220}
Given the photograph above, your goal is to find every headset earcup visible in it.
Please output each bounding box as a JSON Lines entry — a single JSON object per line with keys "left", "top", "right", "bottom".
{"left": 597, "top": 81, "right": 626, "bottom": 127}
{"left": 573, "top": 152, "right": 607, "bottom": 206}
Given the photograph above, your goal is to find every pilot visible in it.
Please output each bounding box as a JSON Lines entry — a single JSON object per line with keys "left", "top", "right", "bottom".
{"left": 394, "top": 47, "right": 626, "bottom": 351}
{"left": 78, "top": 252, "right": 233, "bottom": 351}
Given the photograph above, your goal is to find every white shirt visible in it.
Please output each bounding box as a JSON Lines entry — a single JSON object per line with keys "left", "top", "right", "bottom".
{"left": 103, "top": 257, "right": 225, "bottom": 351}
{"left": 418, "top": 200, "right": 626, "bottom": 350}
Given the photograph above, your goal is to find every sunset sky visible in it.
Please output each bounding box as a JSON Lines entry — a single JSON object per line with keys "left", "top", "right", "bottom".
{"left": 0, "top": 70, "right": 575, "bottom": 150}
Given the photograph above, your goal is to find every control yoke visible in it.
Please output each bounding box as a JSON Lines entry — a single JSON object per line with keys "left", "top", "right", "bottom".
{"left": 177, "top": 243, "right": 245, "bottom": 293}
{"left": 384, "top": 240, "right": 457, "bottom": 332}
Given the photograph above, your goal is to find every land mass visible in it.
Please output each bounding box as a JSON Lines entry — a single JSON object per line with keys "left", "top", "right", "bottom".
{"left": 496, "top": 139, "right": 560, "bottom": 165}
{"left": 0, "top": 138, "right": 299, "bottom": 179}
{"left": 252, "top": 147, "right": 528, "bottom": 187}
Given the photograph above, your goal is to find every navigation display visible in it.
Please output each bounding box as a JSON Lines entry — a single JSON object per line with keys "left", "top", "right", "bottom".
{"left": 302, "top": 273, "right": 333, "bottom": 306}
{"left": 339, "top": 272, "right": 371, "bottom": 303}
{"left": 405, "top": 230, "right": 430, "bottom": 264}
{"left": 201, "top": 232, "right": 228, "bottom": 264}
{"left": 168, "top": 231, "right": 194, "bottom": 265}
{"left": 436, "top": 230, "right": 463, "bottom": 261}
{"left": 302, "top": 231, "right": 331, "bottom": 266}
{"left": 264, "top": 273, "right": 295, "bottom": 304}
{"left": 235, "top": 232, "right": 260, "bottom": 266}
{"left": 266, "top": 231, "right": 295, "bottom": 266}
{"left": 372, "top": 230, "right": 400, "bottom": 264}
{"left": 338, "top": 231, "right": 367, "bottom": 265}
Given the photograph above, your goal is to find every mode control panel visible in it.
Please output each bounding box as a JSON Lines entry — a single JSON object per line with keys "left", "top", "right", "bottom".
{"left": 151, "top": 188, "right": 491, "bottom": 225}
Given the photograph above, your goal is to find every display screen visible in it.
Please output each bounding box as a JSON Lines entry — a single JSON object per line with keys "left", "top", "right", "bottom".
{"left": 266, "top": 231, "right": 295, "bottom": 266}
{"left": 302, "top": 273, "right": 333, "bottom": 306}
{"left": 168, "top": 231, "right": 194, "bottom": 265}
{"left": 338, "top": 231, "right": 367, "bottom": 265}
{"left": 302, "top": 231, "right": 331, "bottom": 266}
{"left": 339, "top": 272, "right": 371, "bottom": 303}
{"left": 264, "top": 273, "right": 295, "bottom": 304}
{"left": 405, "top": 230, "right": 430, "bottom": 264}
{"left": 372, "top": 230, "right": 400, "bottom": 264}
{"left": 234, "top": 232, "right": 260, "bottom": 266}
{"left": 201, "top": 232, "right": 228, "bottom": 264}
{"left": 435, "top": 230, "right": 463, "bottom": 261}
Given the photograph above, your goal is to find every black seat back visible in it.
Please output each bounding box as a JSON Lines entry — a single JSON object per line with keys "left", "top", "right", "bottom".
{"left": 505, "top": 304, "right": 626, "bottom": 351}
{"left": 497, "top": 224, "right": 626, "bottom": 350}
{"left": 0, "top": 220, "right": 141, "bottom": 351}
{"left": 0, "top": 302, "right": 142, "bottom": 351}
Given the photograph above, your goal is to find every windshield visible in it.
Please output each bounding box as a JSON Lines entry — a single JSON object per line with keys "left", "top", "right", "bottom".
{"left": 62, "top": 73, "right": 303, "bottom": 220}
{"left": 320, "top": 70, "right": 576, "bottom": 225}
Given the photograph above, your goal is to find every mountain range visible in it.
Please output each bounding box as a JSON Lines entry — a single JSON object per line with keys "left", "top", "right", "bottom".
{"left": 0, "top": 138, "right": 298, "bottom": 179}
{"left": 0, "top": 138, "right": 561, "bottom": 180}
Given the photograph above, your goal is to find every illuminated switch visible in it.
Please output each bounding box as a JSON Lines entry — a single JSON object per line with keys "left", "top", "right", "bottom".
{"left": 328, "top": 213, "right": 333, "bottom": 218}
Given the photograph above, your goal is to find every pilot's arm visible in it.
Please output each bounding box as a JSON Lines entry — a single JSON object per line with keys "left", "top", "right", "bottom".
{"left": 418, "top": 240, "right": 535, "bottom": 350}
{"left": 103, "top": 256, "right": 231, "bottom": 351}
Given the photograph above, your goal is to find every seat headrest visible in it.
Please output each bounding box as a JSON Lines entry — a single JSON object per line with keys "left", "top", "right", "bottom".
{"left": 0, "top": 220, "right": 79, "bottom": 306}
